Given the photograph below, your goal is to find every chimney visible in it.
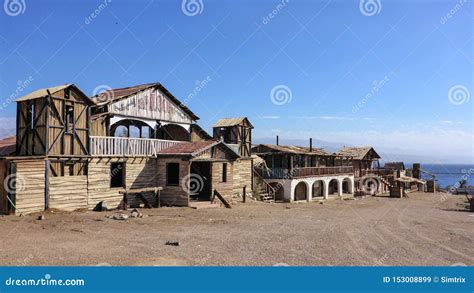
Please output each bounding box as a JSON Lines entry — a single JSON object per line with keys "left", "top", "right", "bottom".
{"left": 309, "top": 138, "right": 313, "bottom": 152}
{"left": 276, "top": 135, "right": 279, "bottom": 146}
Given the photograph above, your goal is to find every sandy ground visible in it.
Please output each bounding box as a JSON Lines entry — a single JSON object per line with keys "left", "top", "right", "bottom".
{"left": 0, "top": 192, "right": 472, "bottom": 266}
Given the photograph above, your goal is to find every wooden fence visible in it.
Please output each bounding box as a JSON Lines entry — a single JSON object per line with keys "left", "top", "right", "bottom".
{"left": 90, "top": 136, "right": 181, "bottom": 156}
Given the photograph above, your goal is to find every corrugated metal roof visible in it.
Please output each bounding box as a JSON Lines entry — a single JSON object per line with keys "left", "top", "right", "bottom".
{"left": 336, "top": 147, "right": 380, "bottom": 160}
{"left": 158, "top": 140, "right": 217, "bottom": 155}
{"left": 0, "top": 136, "right": 16, "bottom": 156}
{"left": 213, "top": 117, "right": 253, "bottom": 128}
{"left": 16, "top": 84, "right": 71, "bottom": 102}
{"left": 253, "top": 144, "right": 332, "bottom": 156}
{"left": 90, "top": 82, "right": 199, "bottom": 120}
{"left": 158, "top": 139, "right": 240, "bottom": 159}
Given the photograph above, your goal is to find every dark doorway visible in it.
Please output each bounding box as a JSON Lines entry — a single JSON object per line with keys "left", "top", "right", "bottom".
{"left": 190, "top": 162, "right": 212, "bottom": 201}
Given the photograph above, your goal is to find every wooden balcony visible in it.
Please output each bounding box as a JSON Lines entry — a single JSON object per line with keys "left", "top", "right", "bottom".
{"left": 90, "top": 136, "right": 181, "bottom": 157}
{"left": 263, "top": 166, "right": 353, "bottom": 179}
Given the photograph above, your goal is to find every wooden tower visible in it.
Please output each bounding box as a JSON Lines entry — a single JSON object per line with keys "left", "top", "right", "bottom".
{"left": 213, "top": 117, "right": 253, "bottom": 157}
{"left": 16, "top": 84, "right": 93, "bottom": 157}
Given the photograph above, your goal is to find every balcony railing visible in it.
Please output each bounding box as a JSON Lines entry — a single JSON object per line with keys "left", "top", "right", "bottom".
{"left": 90, "top": 136, "right": 181, "bottom": 157}
{"left": 263, "top": 166, "right": 353, "bottom": 179}
{"left": 360, "top": 169, "right": 396, "bottom": 177}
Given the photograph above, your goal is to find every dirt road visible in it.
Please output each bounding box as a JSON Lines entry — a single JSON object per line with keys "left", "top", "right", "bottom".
{"left": 0, "top": 192, "right": 472, "bottom": 266}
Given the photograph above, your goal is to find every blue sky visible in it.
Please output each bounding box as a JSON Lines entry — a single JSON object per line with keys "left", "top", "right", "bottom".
{"left": 0, "top": 0, "right": 472, "bottom": 163}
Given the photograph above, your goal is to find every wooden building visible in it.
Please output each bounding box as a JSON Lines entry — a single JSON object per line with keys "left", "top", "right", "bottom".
{"left": 0, "top": 82, "right": 253, "bottom": 215}
{"left": 213, "top": 117, "right": 253, "bottom": 157}
{"left": 252, "top": 142, "right": 354, "bottom": 202}
{"left": 335, "top": 147, "right": 381, "bottom": 177}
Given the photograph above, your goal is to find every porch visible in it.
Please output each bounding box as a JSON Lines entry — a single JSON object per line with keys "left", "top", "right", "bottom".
{"left": 90, "top": 136, "right": 181, "bottom": 157}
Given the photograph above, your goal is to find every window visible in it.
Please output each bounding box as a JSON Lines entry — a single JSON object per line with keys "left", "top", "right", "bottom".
{"left": 65, "top": 104, "right": 74, "bottom": 132}
{"left": 221, "top": 163, "right": 227, "bottom": 183}
{"left": 129, "top": 125, "right": 140, "bottom": 138}
{"left": 110, "top": 162, "right": 125, "bottom": 188}
{"left": 114, "top": 125, "right": 128, "bottom": 137}
{"left": 25, "top": 103, "right": 34, "bottom": 129}
{"left": 141, "top": 126, "right": 150, "bottom": 138}
{"left": 166, "top": 163, "right": 180, "bottom": 186}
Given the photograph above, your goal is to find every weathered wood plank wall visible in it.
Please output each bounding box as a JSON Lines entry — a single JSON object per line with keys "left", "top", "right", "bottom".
{"left": 14, "top": 159, "right": 45, "bottom": 214}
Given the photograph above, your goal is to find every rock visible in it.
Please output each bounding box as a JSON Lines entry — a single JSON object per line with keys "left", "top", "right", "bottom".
{"left": 111, "top": 213, "right": 128, "bottom": 221}
{"left": 319, "top": 202, "right": 324, "bottom": 204}
{"left": 37, "top": 214, "right": 45, "bottom": 221}
{"left": 130, "top": 208, "right": 142, "bottom": 218}
{"left": 165, "top": 241, "right": 180, "bottom": 246}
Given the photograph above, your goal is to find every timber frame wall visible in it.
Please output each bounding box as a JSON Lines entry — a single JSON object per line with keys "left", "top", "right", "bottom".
{"left": 16, "top": 86, "right": 91, "bottom": 157}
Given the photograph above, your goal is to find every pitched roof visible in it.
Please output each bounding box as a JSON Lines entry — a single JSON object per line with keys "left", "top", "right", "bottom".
{"left": 384, "top": 162, "right": 405, "bottom": 170}
{"left": 190, "top": 124, "right": 212, "bottom": 140}
{"left": 16, "top": 84, "right": 71, "bottom": 102}
{"left": 213, "top": 117, "right": 253, "bottom": 128}
{"left": 158, "top": 140, "right": 239, "bottom": 159}
{"left": 0, "top": 136, "right": 16, "bottom": 156}
{"left": 252, "top": 144, "right": 332, "bottom": 156}
{"left": 336, "top": 146, "right": 381, "bottom": 160}
{"left": 158, "top": 140, "right": 217, "bottom": 155}
{"left": 16, "top": 84, "right": 94, "bottom": 105}
{"left": 90, "top": 82, "right": 199, "bottom": 120}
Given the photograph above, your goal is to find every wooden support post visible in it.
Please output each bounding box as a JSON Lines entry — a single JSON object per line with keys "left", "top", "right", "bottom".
{"left": 243, "top": 185, "right": 246, "bottom": 203}
{"left": 122, "top": 192, "right": 128, "bottom": 210}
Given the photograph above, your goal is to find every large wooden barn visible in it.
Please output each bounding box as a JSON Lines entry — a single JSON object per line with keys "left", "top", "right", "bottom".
{"left": 0, "top": 83, "right": 253, "bottom": 215}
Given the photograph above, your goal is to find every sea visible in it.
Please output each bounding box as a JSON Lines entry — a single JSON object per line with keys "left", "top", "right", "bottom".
{"left": 406, "top": 164, "right": 474, "bottom": 188}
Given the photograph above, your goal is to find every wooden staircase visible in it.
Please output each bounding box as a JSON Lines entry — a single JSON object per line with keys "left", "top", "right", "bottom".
{"left": 253, "top": 167, "right": 276, "bottom": 203}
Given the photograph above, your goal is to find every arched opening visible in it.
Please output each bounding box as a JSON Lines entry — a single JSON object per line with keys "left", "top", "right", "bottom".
{"left": 312, "top": 180, "right": 324, "bottom": 198}
{"left": 328, "top": 179, "right": 339, "bottom": 196}
{"left": 342, "top": 178, "right": 353, "bottom": 194}
{"left": 156, "top": 124, "right": 190, "bottom": 141}
{"left": 269, "top": 182, "right": 285, "bottom": 202}
{"left": 294, "top": 181, "right": 308, "bottom": 201}
{"left": 111, "top": 119, "right": 153, "bottom": 138}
